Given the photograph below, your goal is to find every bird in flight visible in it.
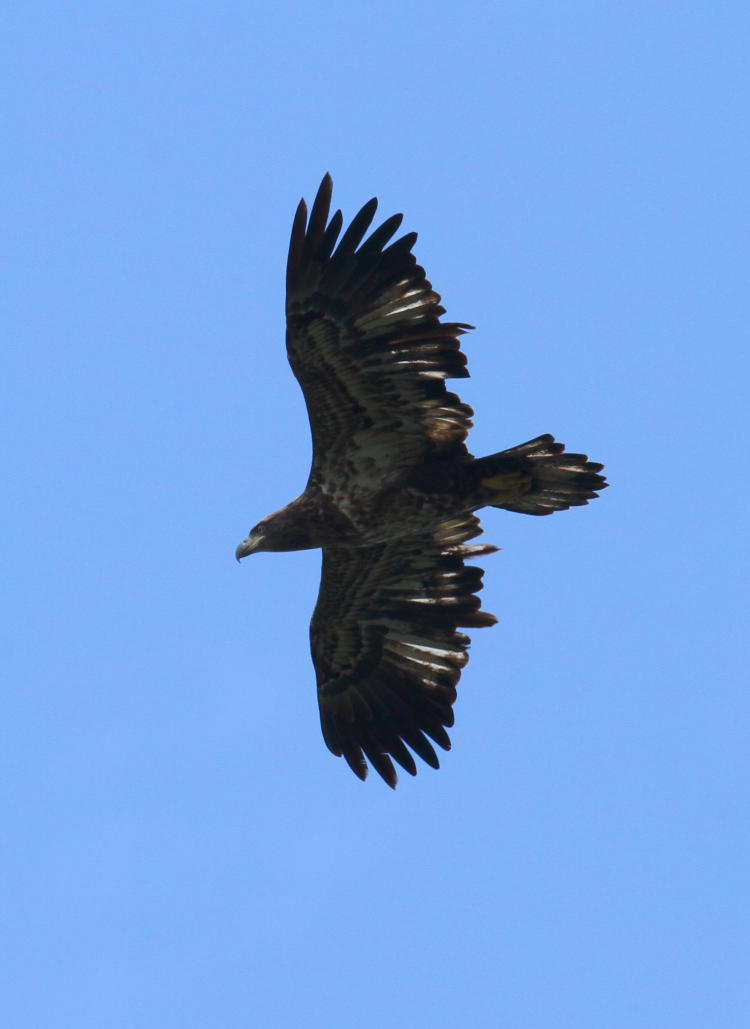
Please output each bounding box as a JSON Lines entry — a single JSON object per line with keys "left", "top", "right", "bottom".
{"left": 236, "top": 175, "right": 607, "bottom": 787}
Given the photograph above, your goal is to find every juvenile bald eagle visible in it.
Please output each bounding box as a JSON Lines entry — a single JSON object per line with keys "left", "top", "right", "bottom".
{"left": 236, "top": 175, "right": 607, "bottom": 787}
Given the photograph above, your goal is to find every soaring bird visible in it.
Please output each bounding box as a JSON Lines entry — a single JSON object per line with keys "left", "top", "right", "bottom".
{"left": 236, "top": 175, "right": 607, "bottom": 787}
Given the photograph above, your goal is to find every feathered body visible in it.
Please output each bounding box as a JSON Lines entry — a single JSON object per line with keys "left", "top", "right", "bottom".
{"left": 236, "top": 175, "right": 607, "bottom": 787}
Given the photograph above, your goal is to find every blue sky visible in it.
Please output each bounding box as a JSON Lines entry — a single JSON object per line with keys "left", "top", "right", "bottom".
{"left": 3, "top": 2, "right": 748, "bottom": 1026}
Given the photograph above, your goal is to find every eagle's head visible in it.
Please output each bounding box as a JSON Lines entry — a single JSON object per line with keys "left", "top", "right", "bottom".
{"left": 235, "top": 523, "right": 269, "bottom": 561}
{"left": 236, "top": 492, "right": 348, "bottom": 559}
{"left": 235, "top": 499, "right": 321, "bottom": 560}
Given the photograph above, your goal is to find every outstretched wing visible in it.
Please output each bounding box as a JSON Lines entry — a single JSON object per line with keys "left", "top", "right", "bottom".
{"left": 286, "top": 174, "right": 474, "bottom": 490}
{"left": 310, "top": 515, "right": 498, "bottom": 787}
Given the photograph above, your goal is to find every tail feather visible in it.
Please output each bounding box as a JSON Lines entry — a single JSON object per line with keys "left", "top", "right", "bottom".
{"left": 474, "top": 434, "right": 608, "bottom": 515}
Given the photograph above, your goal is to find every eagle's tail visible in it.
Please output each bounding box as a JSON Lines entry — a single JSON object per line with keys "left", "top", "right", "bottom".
{"left": 472, "top": 434, "right": 607, "bottom": 515}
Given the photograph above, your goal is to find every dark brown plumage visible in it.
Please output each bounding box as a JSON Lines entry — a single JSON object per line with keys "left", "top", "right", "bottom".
{"left": 236, "top": 174, "right": 607, "bottom": 787}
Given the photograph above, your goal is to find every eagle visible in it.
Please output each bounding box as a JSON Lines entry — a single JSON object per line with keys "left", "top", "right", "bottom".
{"left": 236, "top": 175, "right": 607, "bottom": 787}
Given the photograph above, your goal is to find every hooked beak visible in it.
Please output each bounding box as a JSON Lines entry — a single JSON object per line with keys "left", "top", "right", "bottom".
{"left": 235, "top": 535, "right": 264, "bottom": 562}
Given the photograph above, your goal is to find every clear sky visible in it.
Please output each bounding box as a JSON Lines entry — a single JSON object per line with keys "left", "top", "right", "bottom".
{"left": 4, "top": 2, "right": 748, "bottom": 1027}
